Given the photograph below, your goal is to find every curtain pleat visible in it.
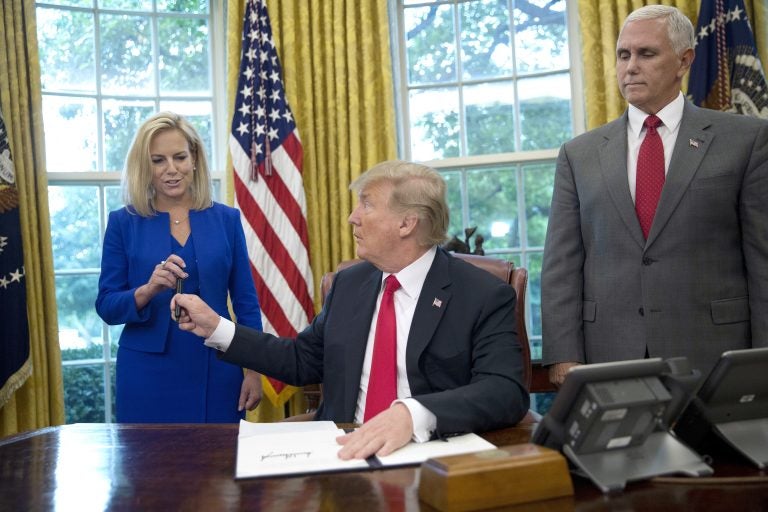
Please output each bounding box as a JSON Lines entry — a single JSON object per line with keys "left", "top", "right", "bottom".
{"left": 0, "top": 0, "right": 64, "bottom": 438}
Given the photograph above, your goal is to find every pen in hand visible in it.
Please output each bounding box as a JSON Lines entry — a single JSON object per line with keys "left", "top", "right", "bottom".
{"left": 174, "top": 277, "right": 184, "bottom": 321}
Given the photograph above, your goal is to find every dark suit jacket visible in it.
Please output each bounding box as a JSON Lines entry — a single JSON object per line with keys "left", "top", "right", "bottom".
{"left": 541, "top": 101, "right": 768, "bottom": 376}
{"left": 222, "top": 247, "right": 530, "bottom": 436}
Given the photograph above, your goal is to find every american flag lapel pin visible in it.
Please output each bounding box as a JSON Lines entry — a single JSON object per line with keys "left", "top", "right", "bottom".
{"left": 432, "top": 298, "right": 442, "bottom": 308}
{"left": 689, "top": 138, "right": 700, "bottom": 148}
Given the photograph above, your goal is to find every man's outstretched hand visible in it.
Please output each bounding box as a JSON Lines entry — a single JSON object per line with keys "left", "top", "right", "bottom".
{"left": 171, "top": 293, "right": 221, "bottom": 339}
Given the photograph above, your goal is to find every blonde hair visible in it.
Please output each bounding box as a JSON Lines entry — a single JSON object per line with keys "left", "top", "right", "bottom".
{"left": 350, "top": 160, "right": 449, "bottom": 246}
{"left": 123, "top": 111, "right": 212, "bottom": 217}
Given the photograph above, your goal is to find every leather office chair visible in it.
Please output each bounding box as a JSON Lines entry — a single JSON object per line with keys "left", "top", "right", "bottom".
{"left": 287, "top": 253, "right": 535, "bottom": 423}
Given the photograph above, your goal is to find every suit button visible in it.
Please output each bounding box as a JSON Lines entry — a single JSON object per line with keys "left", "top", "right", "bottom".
{"left": 639, "top": 307, "right": 645, "bottom": 316}
{"left": 642, "top": 257, "right": 654, "bottom": 265}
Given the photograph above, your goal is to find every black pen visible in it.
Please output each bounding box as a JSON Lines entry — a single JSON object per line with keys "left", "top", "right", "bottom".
{"left": 175, "top": 277, "right": 183, "bottom": 320}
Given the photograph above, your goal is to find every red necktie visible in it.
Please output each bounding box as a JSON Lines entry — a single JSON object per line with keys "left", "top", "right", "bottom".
{"left": 364, "top": 275, "right": 401, "bottom": 422}
{"left": 635, "top": 114, "right": 665, "bottom": 239}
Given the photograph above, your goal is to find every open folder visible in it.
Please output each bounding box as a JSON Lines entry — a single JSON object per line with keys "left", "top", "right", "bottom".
{"left": 235, "top": 420, "right": 496, "bottom": 479}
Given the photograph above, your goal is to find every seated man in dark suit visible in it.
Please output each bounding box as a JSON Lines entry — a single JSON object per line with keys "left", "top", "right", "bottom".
{"left": 173, "top": 160, "right": 530, "bottom": 460}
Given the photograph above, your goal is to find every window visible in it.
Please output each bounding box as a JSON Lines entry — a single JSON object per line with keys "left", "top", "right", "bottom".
{"left": 36, "top": 0, "right": 223, "bottom": 423}
{"left": 392, "top": 0, "right": 583, "bottom": 361}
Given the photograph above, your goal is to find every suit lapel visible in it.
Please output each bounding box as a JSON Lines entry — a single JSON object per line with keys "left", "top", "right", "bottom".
{"left": 598, "top": 115, "right": 646, "bottom": 249}
{"left": 405, "top": 249, "right": 451, "bottom": 388}
{"left": 646, "top": 103, "right": 713, "bottom": 247}
{"left": 343, "top": 267, "right": 381, "bottom": 420}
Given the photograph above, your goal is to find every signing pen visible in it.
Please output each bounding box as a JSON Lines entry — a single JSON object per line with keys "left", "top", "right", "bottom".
{"left": 175, "top": 277, "right": 183, "bottom": 320}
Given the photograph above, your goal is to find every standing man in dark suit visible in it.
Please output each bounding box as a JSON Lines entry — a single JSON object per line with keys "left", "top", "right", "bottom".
{"left": 541, "top": 5, "right": 768, "bottom": 386}
{"left": 173, "top": 160, "right": 529, "bottom": 459}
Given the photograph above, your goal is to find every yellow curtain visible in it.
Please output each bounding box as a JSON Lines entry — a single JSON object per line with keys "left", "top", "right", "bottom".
{"left": 0, "top": 0, "right": 64, "bottom": 437}
{"left": 752, "top": 1, "right": 768, "bottom": 71}
{"left": 577, "top": 0, "right": 767, "bottom": 129}
{"left": 226, "top": 0, "right": 397, "bottom": 421}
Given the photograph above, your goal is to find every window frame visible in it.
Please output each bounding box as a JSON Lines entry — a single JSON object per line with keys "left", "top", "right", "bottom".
{"left": 389, "top": 0, "right": 587, "bottom": 360}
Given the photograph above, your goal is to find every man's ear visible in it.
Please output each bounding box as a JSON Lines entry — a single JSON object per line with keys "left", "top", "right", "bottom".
{"left": 399, "top": 213, "right": 419, "bottom": 238}
{"left": 678, "top": 48, "right": 695, "bottom": 77}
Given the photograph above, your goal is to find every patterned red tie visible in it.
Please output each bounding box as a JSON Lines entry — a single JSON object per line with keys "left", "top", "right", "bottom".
{"left": 635, "top": 114, "right": 665, "bottom": 239}
{"left": 364, "top": 275, "right": 401, "bottom": 422}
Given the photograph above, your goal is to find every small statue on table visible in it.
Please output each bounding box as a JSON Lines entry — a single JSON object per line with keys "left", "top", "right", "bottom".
{"left": 442, "top": 227, "right": 484, "bottom": 255}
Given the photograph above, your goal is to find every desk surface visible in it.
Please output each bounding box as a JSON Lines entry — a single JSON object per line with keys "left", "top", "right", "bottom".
{"left": 1, "top": 423, "right": 767, "bottom": 511}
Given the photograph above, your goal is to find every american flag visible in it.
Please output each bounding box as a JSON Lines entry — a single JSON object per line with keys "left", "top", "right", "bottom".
{"left": 230, "top": 0, "right": 315, "bottom": 406}
{"left": 688, "top": 0, "right": 768, "bottom": 118}
{"left": 0, "top": 107, "right": 31, "bottom": 407}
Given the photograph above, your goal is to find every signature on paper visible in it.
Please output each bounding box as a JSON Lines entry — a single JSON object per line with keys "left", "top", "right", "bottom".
{"left": 260, "top": 451, "right": 313, "bottom": 462}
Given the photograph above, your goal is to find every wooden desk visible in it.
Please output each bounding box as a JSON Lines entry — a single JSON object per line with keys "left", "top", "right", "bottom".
{"left": 1, "top": 423, "right": 766, "bottom": 511}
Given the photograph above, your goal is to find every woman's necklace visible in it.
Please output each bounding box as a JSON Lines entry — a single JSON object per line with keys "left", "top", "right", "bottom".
{"left": 172, "top": 217, "right": 188, "bottom": 225}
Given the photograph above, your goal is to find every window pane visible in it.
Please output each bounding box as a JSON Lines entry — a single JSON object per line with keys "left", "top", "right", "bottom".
{"left": 464, "top": 81, "right": 516, "bottom": 155}
{"left": 519, "top": 73, "right": 572, "bottom": 150}
{"left": 99, "top": 0, "right": 152, "bottom": 9}
{"left": 158, "top": 0, "right": 209, "bottom": 13}
{"left": 49, "top": 186, "right": 102, "bottom": 269}
{"left": 56, "top": 273, "right": 102, "bottom": 361}
{"left": 405, "top": 4, "right": 456, "bottom": 85}
{"left": 514, "top": 0, "right": 568, "bottom": 74}
{"left": 494, "top": 252, "right": 521, "bottom": 269}
{"left": 467, "top": 166, "right": 519, "bottom": 250}
{"left": 39, "top": 0, "right": 91, "bottom": 8}
{"left": 442, "top": 170, "right": 463, "bottom": 243}
{"left": 409, "top": 88, "right": 459, "bottom": 161}
{"left": 526, "top": 251, "right": 544, "bottom": 350}
{"left": 63, "top": 364, "right": 106, "bottom": 423}
{"left": 100, "top": 13, "right": 153, "bottom": 95}
{"left": 460, "top": 0, "right": 512, "bottom": 80}
{"left": 108, "top": 325, "right": 123, "bottom": 361}
{"left": 42, "top": 96, "right": 98, "bottom": 172}
{"left": 103, "top": 100, "right": 155, "bottom": 172}
{"left": 158, "top": 17, "right": 210, "bottom": 95}
{"left": 106, "top": 185, "right": 124, "bottom": 213}
{"left": 524, "top": 163, "right": 555, "bottom": 247}
{"left": 37, "top": 7, "right": 95, "bottom": 93}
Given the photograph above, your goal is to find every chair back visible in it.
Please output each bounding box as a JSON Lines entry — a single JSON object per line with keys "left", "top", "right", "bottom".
{"left": 320, "top": 253, "right": 532, "bottom": 391}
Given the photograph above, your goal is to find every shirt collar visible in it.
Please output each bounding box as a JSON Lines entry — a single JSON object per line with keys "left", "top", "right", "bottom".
{"left": 382, "top": 246, "right": 437, "bottom": 300}
{"left": 628, "top": 91, "right": 684, "bottom": 139}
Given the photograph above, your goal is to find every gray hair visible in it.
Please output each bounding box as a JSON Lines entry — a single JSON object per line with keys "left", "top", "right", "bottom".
{"left": 622, "top": 5, "right": 695, "bottom": 55}
{"left": 350, "top": 160, "right": 449, "bottom": 246}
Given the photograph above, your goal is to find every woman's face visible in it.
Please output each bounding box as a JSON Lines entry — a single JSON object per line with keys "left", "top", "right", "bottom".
{"left": 149, "top": 129, "right": 195, "bottom": 205}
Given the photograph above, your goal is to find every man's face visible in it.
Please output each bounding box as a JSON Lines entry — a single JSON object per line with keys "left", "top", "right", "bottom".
{"left": 616, "top": 18, "right": 693, "bottom": 114}
{"left": 348, "top": 181, "right": 404, "bottom": 270}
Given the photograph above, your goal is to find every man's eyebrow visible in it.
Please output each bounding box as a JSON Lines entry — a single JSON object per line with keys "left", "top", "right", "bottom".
{"left": 617, "top": 44, "right": 659, "bottom": 54}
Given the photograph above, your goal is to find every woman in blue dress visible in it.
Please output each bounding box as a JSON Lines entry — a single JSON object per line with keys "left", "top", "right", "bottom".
{"left": 96, "top": 111, "right": 263, "bottom": 422}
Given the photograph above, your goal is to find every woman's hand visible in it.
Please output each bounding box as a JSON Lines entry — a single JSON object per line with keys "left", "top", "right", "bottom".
{"left": 239, "top": 370, "right": 263, "bottom": 411}
{"left": 134, "top": 255, "right": 187, "bottom": 309}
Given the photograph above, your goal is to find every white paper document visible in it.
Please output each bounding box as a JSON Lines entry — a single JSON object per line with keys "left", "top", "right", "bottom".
{"left": 235, "top": 420, "right": 497, "bottom": 479}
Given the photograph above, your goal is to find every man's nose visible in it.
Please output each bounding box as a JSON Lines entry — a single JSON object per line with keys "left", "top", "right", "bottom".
{"left": 348, "top": 208, "right": 359, "bottom": 225}
{"left": 625, "top": 55, "right": 639, "bottom": 72}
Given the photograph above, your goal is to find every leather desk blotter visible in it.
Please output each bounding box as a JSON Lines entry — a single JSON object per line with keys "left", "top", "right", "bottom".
{"left": 418, "top": 443, "right": 574, "bottom": 512}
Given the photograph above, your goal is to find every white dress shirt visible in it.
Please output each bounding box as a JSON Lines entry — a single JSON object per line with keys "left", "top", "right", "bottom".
{"left": 626, "top": 91, "right": 684, "bottom": 202}
{"left": 356, "top": 246, "right": 438, "bottom": 441}
{"left": 205, "top": 246, "right": 439, "bottom": 442}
